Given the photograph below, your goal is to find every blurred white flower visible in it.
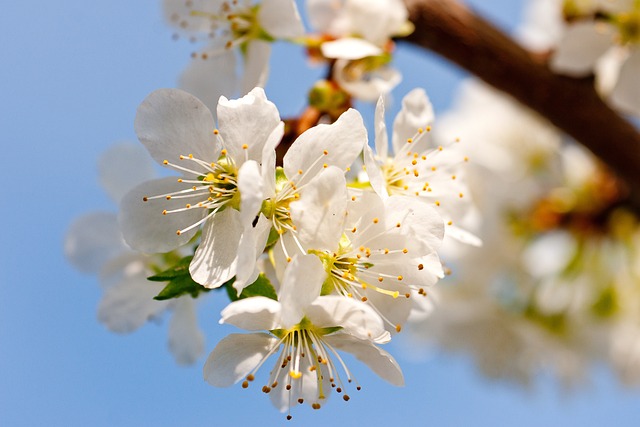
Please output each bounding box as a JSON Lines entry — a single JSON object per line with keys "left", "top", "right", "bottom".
{"left": 164, "top": 0, "right": 304, "bottom": 103}
{"left": 65, "top": 143, "right": 205, "bottom": 365}
{"left": 547, "top": 0, "right": 640, "bottom": 115}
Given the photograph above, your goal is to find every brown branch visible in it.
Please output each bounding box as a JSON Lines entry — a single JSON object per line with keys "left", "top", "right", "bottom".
{"left": 402, "top": 0, "right": 640, "bottom": 210}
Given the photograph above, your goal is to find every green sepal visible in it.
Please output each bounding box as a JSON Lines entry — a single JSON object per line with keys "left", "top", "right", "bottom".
{"left": 147, "top": 255, "right": 211, "bottom": 301}
{"left": 147, "top": 256, "right": 193, "bottom": 282}
{"left": 225, "top": 273, "right": 278, "bottom": 302}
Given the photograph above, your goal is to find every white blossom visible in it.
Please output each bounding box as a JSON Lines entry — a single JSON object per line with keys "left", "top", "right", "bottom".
{"left": 203, "top": 255, "right": 403, "bottom": 418}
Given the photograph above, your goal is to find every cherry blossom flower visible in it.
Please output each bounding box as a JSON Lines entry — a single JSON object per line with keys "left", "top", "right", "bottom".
{"left": 164, "top": 0, "right": 305, "bottom": 97}
{"left": 549, "top": 0, "right": 640, "bottom": 115}
{"left": 306, "top": 0, "right": 412, "bottom": 100}
{"left": 203, "top": 255, "right": 403, "bottom": 418}
{"left": 363, "top": 88, "right": 481, "bottom": 246}
{"left": 119, "top": 87, "right": 282, "bottom": 290}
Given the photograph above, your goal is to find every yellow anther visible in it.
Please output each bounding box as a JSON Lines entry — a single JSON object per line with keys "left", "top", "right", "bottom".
{"left": 384, "top": 248, "right": 389, "bottom": 254}
{"left": 163, "top": 160, "right": 169, "bottom": 165}
{"left": 411, "top": 159, "right": 417, "bottom": 165}
{"left": 188, "top": 153, "right": 194, "bottom": 158}
{"left": 289, "top": 370, "right": 302, "bottom": 379}
{"left": 176, "top": 230, "right": 181, "bottom": 235}
{"left": 407, "top": 138, "right": 413, "bottom": 144}
{"left": 418, "top": 264, "right": 424, "bottom": 270}
{"left": 142, "top": 196, "right": 148, "bottom": 202}
{"left": 448, "top": 221, "right": 453, "bottom": 226}
{"left": 395, "top": 325, "right": 402, "bottom": 333}
{"left": 162, "top": 210, "right": 167, "bottom": 215}
{"left": 373, "top": 218, "right": 379, "bottom": 224}
{"left": 242, "top": 381, "right": 249, "bottom": 389}
{"left": 396, "top": 222, "right": 401, "bottom": 228}
{"left": 402, "top": 248, "right": 408, "bottom": 254}
{"left": 221, "top": 149, "right": 227, "bottom": 155}
{"left": 378, "top": 277, "right": 383, "bottom": 282}
{"left": 185, "top": 204, "right": 191, "bottom": 208}
{"left": 438, "top": 146, "right": 443, "bottom": 151}
{"left": 431, "top": 166, "right": 437, "bottom": 171}
{"left": 459, "top": 193, "right": 464, "bottom": 198}
{"left": 242, "top": 144, "right": 248, "bottom": 149}
{"left": 361, "top": 296, "right": 368, "bottom": 302}
{"left": 298, "top": 169, "right": 303, "bottom": 175}
{"left": 351, "top": 227, "right": 357, "bottom": 233}
{"left": 213, "top": 129, "right": 219, "bottom": 135}
{"left": 166, "top": 196, "right": 172, "bottom": 200}
{"left": 351, "top": 196, "right": 357, "bottom": 201}
{"left": 397, "top": 275, "right": 403, "bottom": 281}
{"left": 464, "top": 156, "right": 469, "bottom": 162}
{"left": 323, "top": 163, "right": 328, "bottom": 168}
{"left": 426, "top": 126, "right": 431, "bottom": 132}
{"left": 323, "top": 150, "right": 328, "bottom": 155}
{"left": 286, "top": 257, "right": 292, "bottom": 263}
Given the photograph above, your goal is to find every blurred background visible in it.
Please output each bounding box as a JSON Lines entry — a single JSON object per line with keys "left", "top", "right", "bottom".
{"left": 2, "top": 0, "right": 639, "bottom": 425}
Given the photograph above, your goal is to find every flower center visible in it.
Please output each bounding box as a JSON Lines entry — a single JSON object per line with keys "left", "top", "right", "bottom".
{"left": 143, "top": 152, "right": 240, "bottom": 235}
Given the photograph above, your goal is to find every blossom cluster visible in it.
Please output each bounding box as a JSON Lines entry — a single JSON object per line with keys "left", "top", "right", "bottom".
{"left": 67, "top": 82, "right": 476, "bottom": 417}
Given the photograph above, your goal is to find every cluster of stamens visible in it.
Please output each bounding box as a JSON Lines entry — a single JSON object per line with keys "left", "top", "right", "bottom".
{"left": 142, "top": 147, "right": 240, "bottom": 236}
{"left": 169, "top": 0, "right": 261, "bottom": 59}
{"left": 240, "top": 322, "right": 360, "bottom": 420}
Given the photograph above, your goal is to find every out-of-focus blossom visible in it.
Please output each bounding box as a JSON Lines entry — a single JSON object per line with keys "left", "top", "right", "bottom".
{"left": 164, "top": 0, "right": 305, "bottom": 107}
{"left": 65, "top": 143, "right": 205, "bottom": 365}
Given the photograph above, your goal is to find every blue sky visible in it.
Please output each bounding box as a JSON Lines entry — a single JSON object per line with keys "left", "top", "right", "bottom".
{"left": 2, "top": 0, "right": 640, "bottom": 425}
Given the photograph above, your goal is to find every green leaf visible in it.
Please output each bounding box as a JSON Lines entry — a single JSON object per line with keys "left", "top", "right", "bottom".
{"left": 225, "top": 273, "right": 277, "bottom": 302}
{"left": 147, "top": 256, "right": 193, "bottom": 281}
{"left": 154, "top": 274, "right": 205, "bottom": 301}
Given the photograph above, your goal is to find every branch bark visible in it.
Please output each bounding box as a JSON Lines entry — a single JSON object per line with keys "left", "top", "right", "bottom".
{"left": 402, "top": 0, "right": 640, "bottom": 209}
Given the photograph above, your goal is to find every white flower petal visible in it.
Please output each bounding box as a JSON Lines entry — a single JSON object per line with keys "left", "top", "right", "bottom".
{"left": 190, "top": 207, "right": 242, "bottom": 288}
{"left": 345, "top": 0, "right": 408, "bottom": 45}
{"left": 65, "top": 212, "right": 127, "bottom": 274}
{"left": 363, "top": 145, "right": 389, "bottom": 198}
{"left": 135, "top": 88, "right": 219, "bottom": 166}
{"left": 168, "top": 297, "right": 205, "bottom": 365}
{"left": 610, "top": 48, "right": 640, "bottom": 116}
{"left": 179, "top": 49, "right": 238, "bottom": 117}
{"left": 374, "top": 96, "right": 389, "bottom": 159}
{"left": 119, "top": 177, "right": 206, "bottom": 253}
{"left": 241, "top": 41, "right": 272, "bottom": 95}
{"left": 290, "top": 166, "right": 348, "bottom": 250}
{"left": 334, "top": 60, "right": 401, "bottom": 102}
{"left": 284, "top": 108, "right": 367, "bottom": 186}
{"left": 307, "top": 296, "right": 388, "bottom": 343}
{"left": 446, "top": 224, "right": 483, "bottom": 247}
{"left": 220, "top": 297, "right": 282, "bottom": 331}
{"left": 259, "top": 0, "right": 305, "bottom": 39}
{"left": 392, "top": 88, "right": 435, "bottom": 154}
{"left": 238, "top": 160, "right": 264, "bottom": 226}
{"left": 203, "top": 332, "right": 277, "bottom": 387}
{"left": 385, "top": 196, "right": 444, "bottom": 251}
{"left": 279, "top": 254, "right": 326, "bottom": 329}
{"left": 306, "top": 0, "right": 342, "bottom": 33}
{"left": 97, "top": 267, "right": 169, "bottom": 333}
{"left": 321, "top": 38, "right": 382, "bottom": 60}
{"left": 98, "top": 143, "right": 156, "bottom": 204}
{"left": 234, "top": 215, "right": 272, "bottom": 294}
{"left": 324, "top": 334, "right": 404, "bottom": 386}
{"left": 262, "top": 122, "right": 283, "bottom": 198}
{"left": 217, "top": 86, "right": 280, "bottom": 167}
{"left": 550, "top": 21, "right": 614, "bottom": 76}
